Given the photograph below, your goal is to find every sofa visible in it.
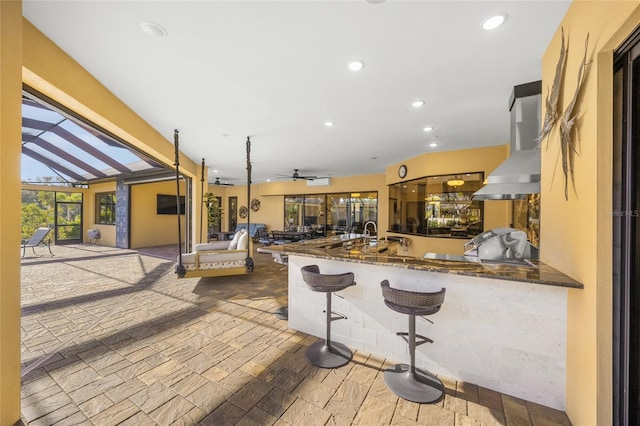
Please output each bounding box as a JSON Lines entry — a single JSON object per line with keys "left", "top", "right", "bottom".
{"left": 234, "top": 223, "right": 267, "bottom": 238}
{"left": 178, "top": 229, "right": 250, "bottom": 278}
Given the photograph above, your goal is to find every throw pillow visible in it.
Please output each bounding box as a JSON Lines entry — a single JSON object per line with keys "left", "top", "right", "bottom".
{"left": 229, "top": 228, "right": 247, "bottom": 250}
{"left": 237, "top": 231, "right": 249, "bottom": 250}
{"left": 228, "top": 231, "right": 241, "bottom": 250}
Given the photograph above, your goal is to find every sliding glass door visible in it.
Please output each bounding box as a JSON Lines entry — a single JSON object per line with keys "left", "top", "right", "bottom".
{"left": 613, "top": 28, "right": 640, "bottom": 426}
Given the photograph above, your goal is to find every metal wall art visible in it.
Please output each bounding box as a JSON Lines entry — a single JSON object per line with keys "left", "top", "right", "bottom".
{"left": 538, "top": 27, "right": 591, "bottom": 200}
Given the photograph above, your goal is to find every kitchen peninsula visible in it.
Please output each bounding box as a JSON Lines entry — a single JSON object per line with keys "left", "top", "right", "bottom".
{"left": 259, "top": 235, "right": 582, "bottom": 410}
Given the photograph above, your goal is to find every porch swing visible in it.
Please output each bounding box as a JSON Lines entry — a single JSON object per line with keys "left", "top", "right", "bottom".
{"left": 174, "top": 130, "right": 254, "bottom": 278}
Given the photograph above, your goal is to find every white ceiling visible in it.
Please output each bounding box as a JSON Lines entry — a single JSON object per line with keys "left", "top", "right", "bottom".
{"left": 23, "top": 0, "right": 570, "bottom": 185}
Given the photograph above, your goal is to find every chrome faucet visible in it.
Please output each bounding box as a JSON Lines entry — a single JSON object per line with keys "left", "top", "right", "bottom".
{"left": 363, "top": 221, "right": 377, "bottom": 245}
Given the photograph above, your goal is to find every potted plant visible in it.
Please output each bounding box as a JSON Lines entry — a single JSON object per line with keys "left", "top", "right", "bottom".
{"left": 204, "top": 193, "right": 223, "bottom": 234}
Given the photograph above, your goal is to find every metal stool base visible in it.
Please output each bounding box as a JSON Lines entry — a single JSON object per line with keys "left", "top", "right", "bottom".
{"left": 274, "top": 306, "right": 288, "bottom": 320}
{"left": 383, "top": 364, "right": 444, "bottom": 403}
{"left": 305, "top": 340, "right": 352, "bottom": 368}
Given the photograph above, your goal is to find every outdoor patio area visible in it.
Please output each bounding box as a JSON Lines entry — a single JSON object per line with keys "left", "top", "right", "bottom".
{"left": 19, "top": 244, "right": 572, "bottom": 425}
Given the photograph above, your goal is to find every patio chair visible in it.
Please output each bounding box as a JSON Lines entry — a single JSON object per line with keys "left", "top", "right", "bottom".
{"left": 22, "top": 227, "right": 53, "bottom": 258}
{"left": 257, "top": 227, "right": 274, "bottom": 245}
{"left": 272, "top": 230, "right": 292, "bottom": 245}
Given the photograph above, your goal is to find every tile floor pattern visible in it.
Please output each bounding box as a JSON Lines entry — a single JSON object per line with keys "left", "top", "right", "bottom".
{"left": 19, "top": 244, "right": 572, "bottom": 426}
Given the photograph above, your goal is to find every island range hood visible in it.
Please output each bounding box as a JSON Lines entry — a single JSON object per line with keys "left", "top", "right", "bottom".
{"left": 473, "top": 81, "right": 542, "bottom": 200}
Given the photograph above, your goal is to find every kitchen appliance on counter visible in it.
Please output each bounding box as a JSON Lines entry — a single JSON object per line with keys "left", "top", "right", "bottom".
{"left": 463, "top": 227, "right": 538, "bottom": 263}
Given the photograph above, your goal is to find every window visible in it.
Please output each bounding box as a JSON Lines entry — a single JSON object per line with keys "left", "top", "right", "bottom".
{"left": 284, "top": 192, "right": 377, "bottom": 236}
{"left": 388, "top": 173, "right": 484, "bottom": 238}
{"left": 95, "top": 192, "right": 116, "bottom": 225}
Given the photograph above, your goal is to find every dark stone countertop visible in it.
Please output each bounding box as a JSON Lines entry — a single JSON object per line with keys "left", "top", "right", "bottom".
{"left": 257, "top": 234, "right": 583, "bottom": 289}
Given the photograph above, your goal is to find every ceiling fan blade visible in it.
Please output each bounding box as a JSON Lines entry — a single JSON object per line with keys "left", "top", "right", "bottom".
{"left": 212, "top": 178, "right": 234, "bottom": 186}
{"left": 291, "top": 169, "right": 318, "bottom": 180}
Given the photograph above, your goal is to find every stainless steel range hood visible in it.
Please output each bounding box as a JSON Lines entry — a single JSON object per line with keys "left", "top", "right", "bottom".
{"left": 473, "top": 81, "right": 541, "bottom": 200}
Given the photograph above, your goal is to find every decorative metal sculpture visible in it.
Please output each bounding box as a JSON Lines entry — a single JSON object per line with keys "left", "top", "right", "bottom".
{"left": 557, "top": 33, "right": 590, "bottom": 200}
{"left": 538, "top": 27, "right": 567, "bottom": 145}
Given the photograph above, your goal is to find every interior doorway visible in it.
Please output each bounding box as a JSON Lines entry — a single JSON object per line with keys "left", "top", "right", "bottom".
{"left": 613, "top": 26, "right": 640, "bottom": 426}
{"left": 228, "top": 196, "right": 238, "bottom": 232}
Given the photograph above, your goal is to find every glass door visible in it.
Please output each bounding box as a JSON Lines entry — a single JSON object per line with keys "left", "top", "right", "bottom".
{"left": 284, "top": 196, "right": 303, "bottom": 231}
{"left": 228, "top": 196, "right": 237, "bottom": 232}
{"left": 54, "top": 192, "right": 82, "bottom": 244}
{"left": 326, "top": 192, "right": 378, "bottom": 235}
{"left": 613, "top": 28, "right": 640, "bottom": 426}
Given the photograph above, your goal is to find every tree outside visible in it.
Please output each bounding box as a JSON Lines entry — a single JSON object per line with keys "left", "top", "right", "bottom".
{"left": 21, "top": 188, "right": 83, "bottom": 242}
{"left": 21, "top": 190, "right": 54, "bottom": 241}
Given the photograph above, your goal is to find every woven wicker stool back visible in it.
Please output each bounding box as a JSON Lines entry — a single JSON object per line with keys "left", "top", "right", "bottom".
{"left": 301, "top": 265, "right": 355, "bottom": 293}
{"left": 381, "top": 280, "right": 445, "bottom": 316}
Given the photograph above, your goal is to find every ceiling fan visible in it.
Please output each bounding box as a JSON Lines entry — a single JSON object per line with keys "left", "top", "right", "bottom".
{"left": 213, "top": 177, "right": 234, "bottom": 186}
{"left": 278, "top": 169, "right": 319, "bottom": 181}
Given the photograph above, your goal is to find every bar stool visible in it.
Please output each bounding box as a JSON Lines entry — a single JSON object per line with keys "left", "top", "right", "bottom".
{"left": 301, "top": 265, "right": 356, "bottom": 368}
{"left": 380, "top": 280, "right": 446, "bottom": 403}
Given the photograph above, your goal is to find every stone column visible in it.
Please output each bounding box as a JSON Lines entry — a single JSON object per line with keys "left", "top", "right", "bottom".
{"left": 115, "top": 179, "right": 130, "bottom": 248}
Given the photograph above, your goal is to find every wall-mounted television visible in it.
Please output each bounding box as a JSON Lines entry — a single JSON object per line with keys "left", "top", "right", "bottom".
{"left": 157, "top": 194, "right": 185, "bottom": 215}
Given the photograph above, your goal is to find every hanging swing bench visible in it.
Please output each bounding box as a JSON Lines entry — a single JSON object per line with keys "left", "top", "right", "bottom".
{"left": 174, "top": 131, "right": 254, "bottom": 279}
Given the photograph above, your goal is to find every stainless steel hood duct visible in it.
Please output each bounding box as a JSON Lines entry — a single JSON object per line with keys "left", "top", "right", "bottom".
{"left": 473, "top": 81, "right": 542, "bottom": 200}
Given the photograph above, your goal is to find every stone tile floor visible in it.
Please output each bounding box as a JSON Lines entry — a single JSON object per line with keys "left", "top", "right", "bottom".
{"left": 19, "top": 244, "right": 572, "bottom": 425}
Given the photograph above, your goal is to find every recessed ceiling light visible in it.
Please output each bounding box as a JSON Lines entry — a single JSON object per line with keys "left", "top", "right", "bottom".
{"left": 423, "top": 126, "right": 434, "bottom": 132}
{"left": 348, "top": 61, "right": 365, "bottom": 71}
{"left": 213, "top": 169, "right": 219, "bottom": 173}
{"left": 429, "top": 143, "right": 438, "bottom": 148}
{"left": 412, "top": 100, "right": 425, "bottom": 108}
{"left": 140, "top": 22, "right": 167, "bottom": 37}
{"left": 482, "top": 15, "right": 506, "bottom": 31}
{"left": 324, "top": 121, "right": 335, "bottom": 127}
{"left": 266, "top": 179, "right": 271, "bottom": 182}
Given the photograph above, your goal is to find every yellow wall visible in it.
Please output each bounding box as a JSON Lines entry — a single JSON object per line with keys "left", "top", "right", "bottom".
{"left": 0, "top": 1, "right": 23, "bottom": 423}
{"left": 130, "top": 181, "right": 187, "bottom": 248}
{"left": 540, "top": 2, "right": 640, "bottom": 424}
{"left": 386, "top": 145, "right": 511, "bottom": 256}
{"left": 216, "top": 146, "right": 509, "bottom": 258}
{"left": 223, "top": 173, "right": 388, "bottom": 234}
{"left": 84, "top": 182, "right": 117, "bottom": 246}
